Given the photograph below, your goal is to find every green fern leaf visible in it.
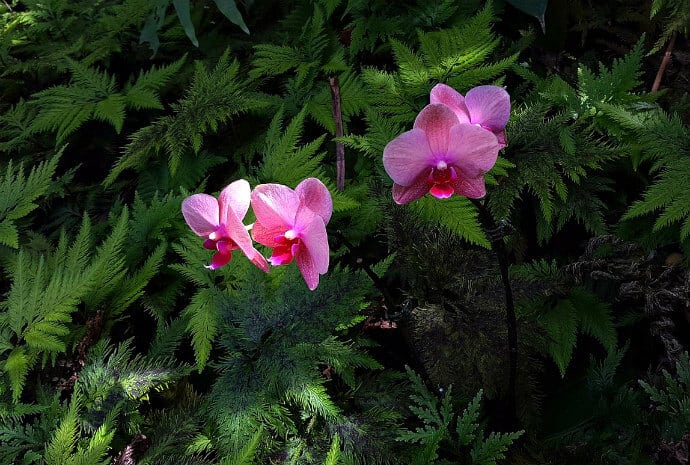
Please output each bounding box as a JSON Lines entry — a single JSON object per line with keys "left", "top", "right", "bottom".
{"left": 182, "top": 287, "right": 226, "bottom": 371}
{"left": 456, "top": 389, "right": 482, "bottom": 445}
{"left": 4, "top": 348, "right": 30, "bottom": 403}
{"left": 411, "top": 196, "right": 490, "bottom": 248}
{"left": 540, "top": 298, "right": 578, "bottom": 377}
{"left": 470, "top": 430, "right": 524, "bottom": 465}
{"left": 570, "top": 288, "right": 617, "bottom": 353}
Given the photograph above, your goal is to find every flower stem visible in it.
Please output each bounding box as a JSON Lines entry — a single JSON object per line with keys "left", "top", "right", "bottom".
{"left": 470, "top": 198, "right": 518, "bottom": 427}
{"left": 651, "top": 32, "right": 676, "bottom": 93}
{"left": 328, "top": 76, "right": 346, "bottom": 191}
{"left": 333, "top": 230, "right": 395, "bottom": 318}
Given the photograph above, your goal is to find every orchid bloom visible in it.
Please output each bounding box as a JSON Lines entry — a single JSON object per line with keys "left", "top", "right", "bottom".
{"left": 382, "top": 103, "right": 500, "bottom": 204}
{"left": 250, "top": 178, "right": 332, "bottom": 291}
{"left": 181, "top": 179, "right": 269, "bottom": 272}
{"left": 430, "top": 83, "right": 511, "bottom": 148}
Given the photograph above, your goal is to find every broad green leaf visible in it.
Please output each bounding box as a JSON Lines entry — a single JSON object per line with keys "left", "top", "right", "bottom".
{"left": 173, "top": 0, "right": 199, "bottom": 47}
{"left": 213, "top": 0, "right": 250, "bottom": 34}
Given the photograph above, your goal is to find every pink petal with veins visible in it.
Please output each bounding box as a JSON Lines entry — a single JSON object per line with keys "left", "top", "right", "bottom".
{"left": 295, "top": 178, "right": 333, "bottom": 224}
{"left": 251, "top": 220, "right": 286, "bottom": 248}
{"left": 495, "top": 129, "right": 507, "bottom": 149}
{"left": 218, "top": 179, "right": 251, "bottom": 225}
{"left": 182, "top": 194, "right": 220, "bottom": 237}
{"left": 465, "top": 85, "right": 510, "bottom": 131}
{"left": 251, "top": 184, "right": 299, "bottom": 232}
{"left": 392, "top": 171, "right": 431, "bottom": 204}
{"left": 429, "top": 83, "right": 471, "bottom": 124}
{"left": 453, "top": 176, "right": 487, "bottom": 199}
{"left": 412, "top": 104, "right": 459, "bottom": 156}
{"left": 383, "top": 128, "right": 434, "bottom": 187}
{"left": 446, "top": 124, "right": 500, "bottom": 178}
{"left": 295, "top": 207, "right": 329, "bottom": 275}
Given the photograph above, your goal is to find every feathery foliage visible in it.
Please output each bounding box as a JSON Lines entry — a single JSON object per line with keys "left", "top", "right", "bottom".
{"left": 493, "top": 40, "right": 647, "bottom": 243}
{"left": 639, "top": 352, "right": 690, "bottom": 440}
{"left": 0, "top": 150, "right": 61, "bottom": 248}
{"left": 621, "top": 111, "right": 690, "bottom": 245}
{"left": 106, "top": 49, "right": 269, "bottom": 184}
{"left": 398, "top": 369, "right": 523, "bottom": 465}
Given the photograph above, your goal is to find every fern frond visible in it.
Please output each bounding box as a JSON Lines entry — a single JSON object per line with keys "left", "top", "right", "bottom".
{"left": 182, "top": 287, "right": 227, "bottom": 371}
{"left": 411, "top": 196, "right": 490, "bottom": 248}
{"left": 0, "top": 150, "right": 61, "bottom": 248}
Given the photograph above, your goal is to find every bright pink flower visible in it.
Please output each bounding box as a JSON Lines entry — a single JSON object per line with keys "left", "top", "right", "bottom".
{"left": 383, "top": 103, "right": 500, "bottom": 204}
{"left": 430, "top": 83, "right": 510, "bottom": 148}
{"left": 182, "top": 179, "right": 269, "bottom": 272}
{"left": 250, "top": 178, "right": 332, "bottom": 291}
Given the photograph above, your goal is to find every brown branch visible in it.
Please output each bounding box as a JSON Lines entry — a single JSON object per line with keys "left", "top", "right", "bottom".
{"left": 328, "top": 76, "right": 346, "bottom": 191}
{"left": 651, "top": 33, "right": 676, "bottom": 92}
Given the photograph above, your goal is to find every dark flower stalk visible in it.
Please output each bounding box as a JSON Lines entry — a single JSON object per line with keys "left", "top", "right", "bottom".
{"left": 471, "top": 197, "right": 518, "bottom": 428}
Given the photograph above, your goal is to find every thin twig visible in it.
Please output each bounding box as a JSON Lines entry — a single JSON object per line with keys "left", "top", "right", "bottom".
{"left": 328, "top": 76, "right": 346, "bottom": 191}
{"left": 470, "top": 198, "right": 518, "bottom": 428}
{"left": 2, "top": 0, "right": 12, "bottom": 12}
{"left": 651, "top": 32, "right": 676, "bottom": 92}
{"left": 333, "top": 230, "right": 395, "bottom": 318}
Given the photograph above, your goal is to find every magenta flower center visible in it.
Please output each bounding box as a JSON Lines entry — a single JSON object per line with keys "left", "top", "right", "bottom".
{"left": 204, "top": 224, "right": 239, "bottom": 254}
{"left": 427, "top": 161, "right": 458, "bottom": 199}
{"left": 269, "top": 229, "right": 301, "bottom": 266}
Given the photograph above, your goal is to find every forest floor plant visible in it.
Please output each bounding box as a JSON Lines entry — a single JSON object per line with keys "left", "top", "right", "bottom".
{"left": 1, "top": 0, "right": 689, "bottom": 463}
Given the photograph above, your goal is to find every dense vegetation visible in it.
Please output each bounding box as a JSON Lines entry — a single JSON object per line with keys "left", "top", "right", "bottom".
{"left": 1, "top": 0, "right": 689, "bottom": 464}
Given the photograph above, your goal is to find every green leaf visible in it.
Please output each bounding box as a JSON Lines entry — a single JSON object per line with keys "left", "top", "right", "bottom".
{"left": 0, "top": 219, "right": 19, "bottom": 248}
{"left": 173, "top": 0, "right": 199, "bottom": 47}
{"left": 183, "top": 288, "right": 225, "bottom": 371}
{"left": 140, "top": 2, "right": 168, "bottom": 55}
{"left": 411, "top": 196, "right": 490, "bottom": 248}
{"left": 325, "top": 434, "right": 342, "bottom": 465}
{"left": 213, "top": 0, "right": 250, "bottom": 34}
{"left": 540, "top": 298, "right": 578, "bottom": 377}
{"left": 4, "top": 347, "right": 30, "bottom": 403}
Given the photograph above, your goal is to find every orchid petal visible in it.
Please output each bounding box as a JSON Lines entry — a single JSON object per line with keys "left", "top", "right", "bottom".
{"left": 249, "top": 252, "right": 270, "bottom": 272}
{"left": 269, "top": 244, "right": 295, "bottom": 266}
{"left": 429, "top": 83, "right": 471, "bottom": 124}
{"left": 182, "top": 194, "right": 219, "bottom": 237}
{"left": 453, "top": 176, "right": 487, "bottom": 199}
{"left": 218, "top": 179, "right": 251, "bottom": 225}
{"left": 296, "top": 207, "right": 329, "bottom": 275}
{"left": 446, "top": 124, "right": 500, "bottom": 178}
{"left": 251, "top": 220, "right": 285, "bottom": 248}
{"left": 413, "top": 103, "right": 459, "bottom": 156}
{"left": 296, "top": 178, "right": 333, "bottom": 224}
{"left": 392, "top": 171, "right": 431, "bottom": 204}
{"left": 465, "top": 85, "right": 510, "bottom": 131}
{"left": 429, "top": 183, "right": 455, "bottom": 199}
{"left": 383, "top": 128, "right": 434, "bottom": 186}
{"left": 206, "top": 251, "right": 232, "bottom": 270}
{"left": 216, "top": 190, "right": 267, "bottom": 272}
{"left": 495, "top": 129, "right": 507, "bottom": 149}
{"left": 251, "top": 183, "right": 299, "bottom": 231}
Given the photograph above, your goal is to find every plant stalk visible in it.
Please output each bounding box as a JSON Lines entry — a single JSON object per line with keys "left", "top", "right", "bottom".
{"left": 471, "top": 198, "right": 518, "bottom": 427}
{"left": 651, "top": 32, "right": 676, "bottom": 92}
{"left": 328, "top": 76, "right": 346, "bottom": 191}
{"left": 333, "top": 230, "right": 395, "bottom": 318}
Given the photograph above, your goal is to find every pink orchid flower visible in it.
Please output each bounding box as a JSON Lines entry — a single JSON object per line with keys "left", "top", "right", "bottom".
{"left": 430, "top": 83, "right": 510, "bottom": 148}
{"left": 181, "top": 179, "right": 269, "bottom": 272}
{"left": 250, "top": 178, "right": 332, "bottom": 291}
{"left": 382, "top": 103, "right": 500, "bottom": 204}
